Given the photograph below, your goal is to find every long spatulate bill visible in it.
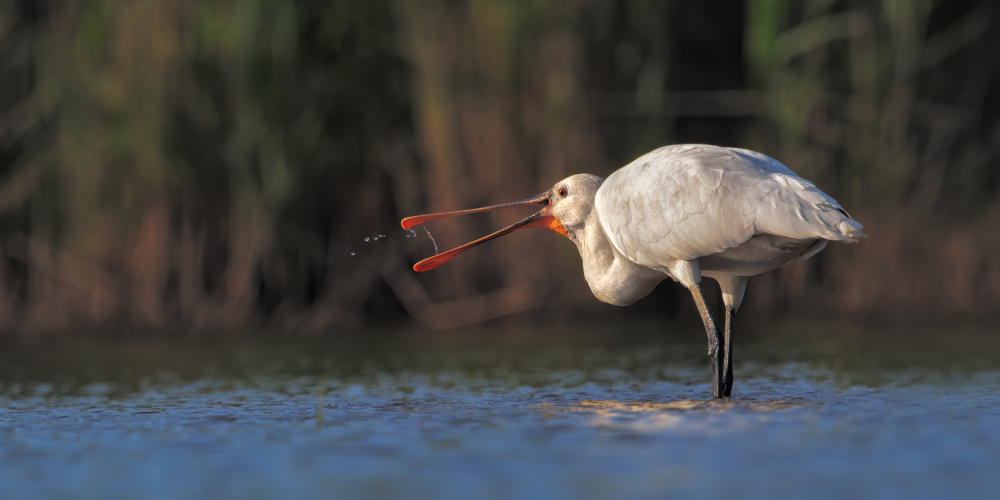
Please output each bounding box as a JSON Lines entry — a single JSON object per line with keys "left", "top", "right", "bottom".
{"left": 400, "top": 192, "right": 567, "bottom": 272}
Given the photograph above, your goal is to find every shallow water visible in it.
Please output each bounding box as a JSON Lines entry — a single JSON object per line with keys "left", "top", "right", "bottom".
{"left": 1, "top": 323, "right": 999, "bottom": 499}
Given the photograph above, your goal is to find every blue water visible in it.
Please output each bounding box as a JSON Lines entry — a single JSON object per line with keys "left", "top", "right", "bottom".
{"left": 1, "top": 325, "right": 998, "bottom": 499}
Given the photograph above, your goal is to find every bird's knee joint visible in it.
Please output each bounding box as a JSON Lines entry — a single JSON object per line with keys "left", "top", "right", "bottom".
{"left": 707, "top": 343, "right": 719, "bottom": 358}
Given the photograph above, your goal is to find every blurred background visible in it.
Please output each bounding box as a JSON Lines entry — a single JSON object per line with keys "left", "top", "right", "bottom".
{"left": 0, "top": 0, "right": 998, "bottom": 336}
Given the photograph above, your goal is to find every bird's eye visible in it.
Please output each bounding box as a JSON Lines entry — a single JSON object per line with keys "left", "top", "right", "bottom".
{"left": 558, "top": 187, "right": 567, "bottom": 197}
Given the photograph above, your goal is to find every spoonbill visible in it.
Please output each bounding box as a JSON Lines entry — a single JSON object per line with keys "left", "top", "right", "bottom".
{"left": 402, "top": 144, "right": 865, "bottom": 399}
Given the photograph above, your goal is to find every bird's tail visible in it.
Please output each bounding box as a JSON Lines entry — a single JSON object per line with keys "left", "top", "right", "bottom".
{"left": 808, "top": 200, "right": 867, "bottom": 243}
{"left": 836, "top": 218, "right": 867, "bottom": 243}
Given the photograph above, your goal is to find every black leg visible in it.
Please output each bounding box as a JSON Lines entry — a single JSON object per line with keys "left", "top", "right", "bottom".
{"left": 688, "top": 284, "right": 723, "bottom": 399}
{"left": 721, "top": 306, "right": 735, "bottom": 398}
{"left": 716, "top": 275, "right": 747, "bottom": 399}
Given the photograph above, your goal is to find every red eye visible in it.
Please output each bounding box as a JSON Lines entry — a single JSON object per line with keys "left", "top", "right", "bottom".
{"left": 558, "top": 187, "right": 567, "bottom": 197}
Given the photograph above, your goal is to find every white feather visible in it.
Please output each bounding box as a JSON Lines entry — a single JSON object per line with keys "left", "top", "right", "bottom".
{"left": 596, "top": 144, "right": 866, "bottom": 274}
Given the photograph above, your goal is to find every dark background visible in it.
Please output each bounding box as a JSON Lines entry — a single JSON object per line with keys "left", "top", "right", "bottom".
{"left": 1, "top": 0, "right": 998, "bottom": 336}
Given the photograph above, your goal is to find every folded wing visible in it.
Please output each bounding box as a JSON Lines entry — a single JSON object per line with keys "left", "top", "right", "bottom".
{"left": 595, "top": 144, "right": 866, "bottom": 269}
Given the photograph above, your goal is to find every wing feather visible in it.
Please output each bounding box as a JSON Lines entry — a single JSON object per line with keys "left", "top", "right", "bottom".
{"left": 595, "top": 145, "right": 865, "bottom": 268}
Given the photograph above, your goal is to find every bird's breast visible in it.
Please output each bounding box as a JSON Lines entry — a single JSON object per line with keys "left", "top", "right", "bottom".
{"left": 584, "top": 258, "right": 666, "bottom": 306}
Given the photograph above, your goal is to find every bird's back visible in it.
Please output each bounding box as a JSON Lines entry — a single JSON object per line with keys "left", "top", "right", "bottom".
{"left": 595, "top": 144, "right": 865, "bottom": 271}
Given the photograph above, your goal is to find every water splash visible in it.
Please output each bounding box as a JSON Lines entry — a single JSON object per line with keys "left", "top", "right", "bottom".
{"left": 350, "top": 229, "right": 433, "bottom": 263}
{"left": 423, "top": 227, "right": 439, "bottom": 254}
{"left": 357, "top": 232, "right": 396, "bottom": 251}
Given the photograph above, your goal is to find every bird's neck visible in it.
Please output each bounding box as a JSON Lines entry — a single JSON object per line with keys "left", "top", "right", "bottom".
{"left": 573, "top": 212, "right": 664, "bottom": 306}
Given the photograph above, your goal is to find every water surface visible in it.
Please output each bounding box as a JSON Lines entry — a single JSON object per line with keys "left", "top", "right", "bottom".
{"left": 1, "top": 322, "right": 998, "bottom": 499}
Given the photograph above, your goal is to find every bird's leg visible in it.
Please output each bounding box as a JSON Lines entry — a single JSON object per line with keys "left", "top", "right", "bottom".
{"left": 687, "top": 284, "right": 723, "bottom": 399}
{"left": 716, "top": 275, "right": 747, "bottom": 399}
{"left": 722, "top": 305, "right": 735, "bottom": 398}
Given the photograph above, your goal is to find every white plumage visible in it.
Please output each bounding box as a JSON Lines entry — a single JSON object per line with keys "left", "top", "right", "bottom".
{"left": 402, "top": 144, "right": 866, "bottom": 399}
{"left": 597, "top": 144, "right": 864, "bottom": 279}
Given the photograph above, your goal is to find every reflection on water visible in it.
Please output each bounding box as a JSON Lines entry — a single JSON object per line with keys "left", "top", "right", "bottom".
{"left": 553, "top": 397, "right": 821, "bottom": 432}
{"left": 1, "top": 323, "right": 999, "bottom": 499}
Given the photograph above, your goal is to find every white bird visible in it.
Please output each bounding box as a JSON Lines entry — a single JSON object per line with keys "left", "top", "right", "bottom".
{"left": 402, "top": 144, "right": 866, "bottom": 399}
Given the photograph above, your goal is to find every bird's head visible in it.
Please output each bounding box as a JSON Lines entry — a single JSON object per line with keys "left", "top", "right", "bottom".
{"left": 401, "top": 174, "right": 604, "bottom": 272}
{"left": 547, "top": 174, "right": 603, "bottom": 240}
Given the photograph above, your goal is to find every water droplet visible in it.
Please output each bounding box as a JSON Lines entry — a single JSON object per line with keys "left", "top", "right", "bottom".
{"left": 364, "top": 237, "right": 370, "bottom": 242}
{"left": 424, "top": 227, "right": 439, "bottom": 254}
{"left": 373, "top": 236, "right": 379, "bottom": 241}
{"left": 350, "top": 252, "right": 355, "bottom": 256}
